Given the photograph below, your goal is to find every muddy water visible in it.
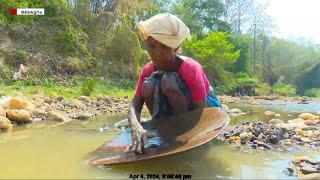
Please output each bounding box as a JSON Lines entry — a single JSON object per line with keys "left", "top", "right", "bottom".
{"left": 0, "top": 103, "right": 319, "bottom": 179}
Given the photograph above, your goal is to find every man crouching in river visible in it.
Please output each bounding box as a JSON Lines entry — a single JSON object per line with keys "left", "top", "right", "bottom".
{"left": 128, "top": 13, "right": 222, "bottom": 153}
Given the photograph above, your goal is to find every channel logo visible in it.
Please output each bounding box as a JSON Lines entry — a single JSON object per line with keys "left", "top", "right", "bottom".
{"left": 10, "top": 8, "right": 45, "bottom": 16}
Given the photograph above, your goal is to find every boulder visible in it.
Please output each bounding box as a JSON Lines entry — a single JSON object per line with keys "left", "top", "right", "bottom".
{"left": 0, "top": 116, "right": 12, "bottom": 131}
{"left": 44, "top": 97, "right": 53, "bottom": 104}
{"left": 0, "top": 106, "right": 6, "bottom": 117}
{"left": 47, "top": 111, "right": 71, "bottom": 122}
{"left": 298, "top": 113, "right": 317, "bottom": 121}
{"left": 6, "top": 109, "right": 31, "bottom": 122}
{"left": 8, "top": 97, "right": 29, "bottom": 110}
{"left": 31, "top": 109, "right": 47, "bottom": 116}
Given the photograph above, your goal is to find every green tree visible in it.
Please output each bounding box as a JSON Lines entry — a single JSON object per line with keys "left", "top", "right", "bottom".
{"left": 172, "top": 0, "right": 230, "bottom": 35}
{"left": 183, "top": 32, "right": 240, "bottom": 86}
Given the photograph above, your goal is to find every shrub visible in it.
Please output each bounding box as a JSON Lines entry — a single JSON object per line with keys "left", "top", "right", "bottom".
{"left": 304, "top": 88, "right": 320, "bottom": 97}
{"left": 81, "top": 78, "right": 97, "bottom": 96}
{"left": 272, "top": 83, "right": 297, "bottom": 96}
{"left": 255, "top": 83, "right": 272, "bottom": 96}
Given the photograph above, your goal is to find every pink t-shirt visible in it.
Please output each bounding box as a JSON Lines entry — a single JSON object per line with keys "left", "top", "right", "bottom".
{"left": 135, "top": 57, "right": 210, "bottom": 104}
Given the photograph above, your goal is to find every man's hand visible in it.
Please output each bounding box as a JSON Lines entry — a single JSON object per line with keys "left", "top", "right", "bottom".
{"left": 128, "top": 104, "right": 149, "bottom": 153}
{"left": 129, "top": 122, "right": 149, "bottom": 153}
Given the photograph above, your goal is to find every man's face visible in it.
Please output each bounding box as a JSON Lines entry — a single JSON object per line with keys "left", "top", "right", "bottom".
{"left": 146, "top": 37, "right": 175, "bottom": 71}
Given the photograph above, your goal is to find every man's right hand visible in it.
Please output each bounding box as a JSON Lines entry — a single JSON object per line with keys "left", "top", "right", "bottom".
{"left": 128, "top": 104, "right": 149, "bottom": 153}
{"left": 129, "top": 122, "right": 149, "bottom": 153}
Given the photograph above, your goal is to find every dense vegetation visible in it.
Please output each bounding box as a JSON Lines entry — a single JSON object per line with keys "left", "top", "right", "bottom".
{"left": 0, "top": 0, "right": 319, "bottom": 97}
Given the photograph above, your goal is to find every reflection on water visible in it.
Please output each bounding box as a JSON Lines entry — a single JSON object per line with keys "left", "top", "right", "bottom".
{"left": 0, "top": 103, "right": 319, "bottom": 178}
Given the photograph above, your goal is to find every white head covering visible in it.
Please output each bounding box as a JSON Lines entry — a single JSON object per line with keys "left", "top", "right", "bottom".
{"left": 137, "top": 13, "right": 191, "bottom": 49}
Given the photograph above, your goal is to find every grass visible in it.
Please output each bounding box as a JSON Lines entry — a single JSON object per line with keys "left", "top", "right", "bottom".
{"left": 1, "top": 77, "right": 135, "bottom": 99}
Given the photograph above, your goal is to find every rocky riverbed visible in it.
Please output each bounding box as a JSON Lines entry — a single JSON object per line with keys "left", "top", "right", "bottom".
{"left": 0, "top": 95, "right": 143, "bottom": 132}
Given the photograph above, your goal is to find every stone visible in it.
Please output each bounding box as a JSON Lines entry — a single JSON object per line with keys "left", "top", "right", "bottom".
{"left": 240, "top": 132, "right": 248, "bottom": 141}
{"left": 75, "top": 112, "right": 92, "bottom": 120}
{"left": 246, "top": 132, "right": 253, "bottom": 141}
{"left": 0, "top": 106, "right": 6, "bottom": 117}
{"left": 0, "top": 116, "right": 12, "bottom": 131}
{"left": 79, "top": 96, "right": 90, "bottom": 103}
{"left": 44, "top": 103, "right": 54, "bottom": 112}
{"left": 275, "top": 114, "right": 281, "bottom": 117}
{"left": 316, "top": 112, "right": 320, "bottom": 116}
{"left": 31, "top": 109, "right": 47, "bottom": 116}
{"left": 47, "top": 111, "right": 71, "bottom": 122}
{"left": 269, "top": 119, "right": 284, "bottom": 124}
{"left": 44, "top": 97, "right": 53, "bottom": 104}
{"left": 230, "top": 108, "right": 242, "bottom": 114}
{"left": 305, "top": 120, "right": 317, "bottom": 126}
{"left": 67, "top": 99, "right": 85, "bottom": 109}
{"left": 257, "top": 141, "right": 272, "bottom": 149}
{"left": 300, "top": 166, "right": 318, "bottom": 175}
{"left": 298, "top": 113, "right": 316, "bottom": 121}
{"left": 264, "top": 111, "right": 276, "bottom": 116}
{"left": 8, "top": 97, "right": 29, "bottom": 110}
{"left": 6, "top": 109, "right": 31, "bottom": 122}
{"left": 34, "top": 97, "right": 44, "bottom": 106}
{"left": 301, "top": 137, "right": 312, "bottom": 143}
{"left": 300, "top": 173, "right": 320, "bottom": 180}
{"left": 283, "top": 141, "right": 293, "bottom": 146}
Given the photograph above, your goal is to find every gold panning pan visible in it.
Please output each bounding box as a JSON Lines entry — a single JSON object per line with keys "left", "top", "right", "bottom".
{"left": 86, "top": 107, "right": 230, "bottom": 165}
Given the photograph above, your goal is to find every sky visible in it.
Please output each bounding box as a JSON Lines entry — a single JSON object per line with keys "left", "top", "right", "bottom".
{"left": 266, "top": 0, "right": 320, "bottom": 44}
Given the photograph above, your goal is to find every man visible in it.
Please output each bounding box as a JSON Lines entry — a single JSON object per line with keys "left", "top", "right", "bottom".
{"left": 128, "top": 13, "right": 221, "bottom": 153}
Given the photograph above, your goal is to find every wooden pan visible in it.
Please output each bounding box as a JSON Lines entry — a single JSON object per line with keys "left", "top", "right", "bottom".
{"left": 86, "top": 107, "right": 230, "bottom": 165}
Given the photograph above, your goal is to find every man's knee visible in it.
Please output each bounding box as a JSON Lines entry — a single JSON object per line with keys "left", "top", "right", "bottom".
{"left": 161, "top": 74, "right": 180, "bottom": 95}
{"left": 142, "top": 78, "right": 155, "bottom": 99}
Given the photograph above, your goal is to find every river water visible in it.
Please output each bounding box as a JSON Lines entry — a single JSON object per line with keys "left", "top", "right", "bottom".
{"left": 0, "top": 101, "right": 319, "bottom": 179}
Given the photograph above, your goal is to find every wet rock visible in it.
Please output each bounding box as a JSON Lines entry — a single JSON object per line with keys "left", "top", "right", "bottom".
{"left": 257, "top": 141, "right": 272, "bottom": 149}
{"left": 6, "top": 109, "right": 31, "bottom": 122}
{"left": 269, "top": 119, "right": 284, "bottom": 124}
{"left": 298, "top": 113, "right": 317, "bottom": 121}
{"left": 0, "top": 106, "right": 6, "bottom": 117}
{"left": 47, "top": 111, "right": 71, "bottom": 122}
{"left": 0, "top": 116, "right": 12, "bottom": 131}
{"left": 8, "top": 97, "right": 29, "bottom": 110}
{"left": 264, "top": 110, "right": 276, "bottom": 116}
{"left": 300, "top": 166, "right": 318, "bottom": 175}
